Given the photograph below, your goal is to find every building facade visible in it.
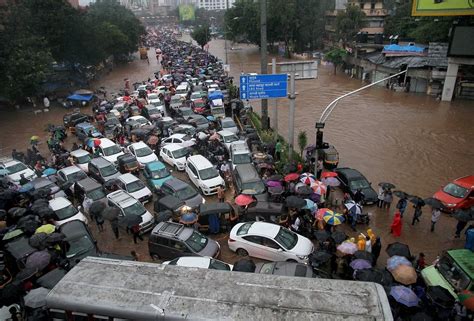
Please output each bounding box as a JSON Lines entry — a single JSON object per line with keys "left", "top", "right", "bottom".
{"left": 196, "top": 0, "right": 235, "bottom": 10}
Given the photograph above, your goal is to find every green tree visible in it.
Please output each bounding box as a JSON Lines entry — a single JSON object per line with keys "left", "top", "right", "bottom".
{"left": 225, "top": 0, "right": 260, "bottom": 45}
{"left": 335, "top": 5, "right": 366, "bottom": 45}
{"left": 325, "top": 48, "right": 347, "bottom": 75}
{"left": 297, "top": 131, "right": 308, "bottom": 158}
{"left": 191, "top": 24, "right": 211, "bottom": 49}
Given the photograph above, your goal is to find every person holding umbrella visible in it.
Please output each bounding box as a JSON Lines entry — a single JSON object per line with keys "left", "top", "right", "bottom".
{"left": 395, "top": 196, "right": 408, "bottom": 217}
{"left": 431, "top": 206, "right": 441, "bottom": 232}
{"left": 412, "top": 203, "right": 423, "bottom": 226}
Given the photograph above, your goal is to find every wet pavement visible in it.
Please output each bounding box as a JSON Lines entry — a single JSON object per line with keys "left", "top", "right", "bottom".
{"left": 0, "top": 38, "right": 473, "bottom": 267}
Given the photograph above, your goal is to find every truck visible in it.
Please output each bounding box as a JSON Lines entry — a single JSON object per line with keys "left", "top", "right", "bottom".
{"left": 139, "top": 47, "right": 148, "bottom": 60}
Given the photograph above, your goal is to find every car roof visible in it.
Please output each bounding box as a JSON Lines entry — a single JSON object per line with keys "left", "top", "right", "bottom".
{"left": 49, "top": 197, "right": 72, "bottom": 210}
{"left": 235, "top": 164, "right": 259, "bottom": 181}
{"left": 130, "top": 141, "right": 148, "bottom": 149}
{"left": 221, "top": 117, "right": 234, "bottom": 122}
{"left": 164, "top": 143, "right": 185, "bottom": 152}
{"left": 118, "top": 173, "right": 140, "bottom": 184}
{"left": 31, "top": 177, "right": 54, "bottom": 188}
{"left": 174, "top": 257, "right": 210, "bottom": 268}
{"left": 107, "top": 190, "right": 137, "bottom": 207}
{"left": 187, "top": 155, "right": 212, "bottom": 170}
{"left": 336, "top": 167, "right": 363, "bottom": 179}
{"left": 59, "top": 220, "right": 90, "bottom": 240}
{"left": 218, "top": 130, "right": 235, "bottom": 137}
{"left": 168, "top": 133, "right": 186, "bottom": 139}
{"left": 164, "top": 177, "right": 188, "bottom": 190}
{"left": 454, "top": 175, "right": 474, "bottom": 189}
{"left": 59, "top": 166, "right": 81, "bottom": 175}
{"left": 246, "top": 222, "right": 280, "bottom": 238}
{"left": 99, "top": 138, "right": 116, "bottom": 148}
{"left": 90, "top": 157, "right": 113, "bottom": 167}
{"left": 70, "top": 149, "right": 89, "bottom": 157}
{"left": 128, "top": 116, "right": 147, "bottom": 121}
{"left": 77, "top": 177, "right": 101, "bottom": 191}
{"left": 147, "top": 161, "right": 166, "bottom": 170}
{"left": 76, "top": 122, "right": 93, "bottom": 129}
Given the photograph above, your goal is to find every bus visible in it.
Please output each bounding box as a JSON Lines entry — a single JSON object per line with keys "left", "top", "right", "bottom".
{"left": 46, "top": 257, "right": 393, "bottom": 320}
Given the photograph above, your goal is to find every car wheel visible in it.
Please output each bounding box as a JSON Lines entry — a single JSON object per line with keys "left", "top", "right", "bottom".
{"left": 150, "top": 253, "right": 161, "bottom": 261}
{"left": 286, "top": 259, "right": 298, "bottom": 263}
{"left": 236, "top": 248, "right": 249, "bottom": 256}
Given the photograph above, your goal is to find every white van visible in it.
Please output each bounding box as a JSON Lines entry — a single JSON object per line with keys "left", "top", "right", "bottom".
{"left": 96, "top": 138, "right": 124, "bottom": 164}
{"left": 185, "top": 155, "right": 225, "bottom": 196}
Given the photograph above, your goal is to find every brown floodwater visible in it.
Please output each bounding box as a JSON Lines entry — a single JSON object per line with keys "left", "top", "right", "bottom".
{"left": 0, "top": 37, "right": 473, "bottom": 263}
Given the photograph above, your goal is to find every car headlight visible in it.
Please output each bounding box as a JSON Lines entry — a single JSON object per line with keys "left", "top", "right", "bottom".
{"left": 446, "top": 203, "right": 456, "bottom": 207}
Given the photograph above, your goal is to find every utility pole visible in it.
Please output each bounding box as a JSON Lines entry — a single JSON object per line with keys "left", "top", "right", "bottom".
{"left": 225, "top": 0, "right": 229, "bottom": 65}
{"left": 288, "top": 66, "right": 296, "bottom": 160}
{"left": 272, "top": 58, "right": 278, "bottom": 137}
{"left": 260, "top": 0, "right": 269, "bottom": 129}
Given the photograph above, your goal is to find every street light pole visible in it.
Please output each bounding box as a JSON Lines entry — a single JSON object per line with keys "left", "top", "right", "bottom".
{"left": 260, "top": 0, "right": 269, "bottom": 129}
{"left": 224, "top": 0, "right": 229, "bottom": 65}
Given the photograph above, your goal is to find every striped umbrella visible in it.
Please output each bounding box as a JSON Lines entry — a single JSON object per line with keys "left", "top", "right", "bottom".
{"left": 323, "top": 210, "right": 345, "bottom": 226}
{"left": 311, "top": 181, "right": 327, "bottom": 195}
{"left": 459, "top": 290, "right": 474, "bottom": 311}
{"left": 316, "top": 208, "right": 331, "bottom": 221}
{"left": 300, "top": 172, "right": 316, "bottom": 185}
{"left": 86, "top": 137, "right": 101, "bottom": 148}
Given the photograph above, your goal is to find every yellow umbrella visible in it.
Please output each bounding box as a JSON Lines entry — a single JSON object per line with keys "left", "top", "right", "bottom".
{"left": 391, "top": 265, "right": 417, "bottom": 285}
{"left": 30, "top": 135, "right": 40, "bottom": 141}
{"left": 35, "top": 224, "right": 55, "bottom": 235}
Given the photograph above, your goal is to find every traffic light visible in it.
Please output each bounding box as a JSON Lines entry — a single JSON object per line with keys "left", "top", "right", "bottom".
{"left": 316, "top": 130, "right": 323, "bottom": 149}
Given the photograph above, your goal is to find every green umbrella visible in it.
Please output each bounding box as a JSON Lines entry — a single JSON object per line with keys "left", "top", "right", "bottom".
{"left": 2, "top": 229, "right": 24, "bottom": 241}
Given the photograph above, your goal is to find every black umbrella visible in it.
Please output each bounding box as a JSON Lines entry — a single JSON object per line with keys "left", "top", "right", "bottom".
{"left": 7, "top": 207, "right": 26, "bottom": 219}
{"left": 285, "top": 196, "right": 306, "bottom": 209}
{"left": 410, "top": 196, "right": 425, "bottom": 207}
{"left": 18, "top": 219, "right": 41, "bottom": 235}
{"left": 36, "top": 207, "right": 55, "bottom": 219}
{"left": 29, "top": 232, "right": 49, "bottom": 249}
{"left": 122, "top": 215, "right": 143, "bottom": 228}
{"left": 101, "top": 207, "right": 120, "bottom": 221}
{"left": 37, "top": 268, "right": 67, "bottom": 289}
{"left": 104, "top": 179, "right": 120, "bottom": 191}
{"left": 89, "top": 201, "right": 106, "bottom": 217}
{"left": 314, "top": 230, "right": 330, "bottom": 242}
{"left": 454, "top": 208, "right": 474, "bottom": 222}
{"left": 424, "top": 197, "right": 444, "bottom": 209}
{"left": 386, "top": 242, "right": 412, "bottom": 259}
{"left": 14, "top": 267, "right": 39, "bottom": 282}
{"left": 310, "top": 251, "right": 332, "bottom": 264}
{"left": 330, "top": 231, "right": 348, "bottom": 244}
{"left": 426, "top": 286, "right": 455, "bottom": 309}
{"left": 268, "top": 174, "right": 283, "bottom": 181}
{"left": 0, "top": 283, "right": 25, "bottom": 306}
{"left": 155, "top": 210, "right": 173, "bottom": 223}
{"left": 393, "top": 190, "right": 410, "bottom": 199}
{"left": 295, "top": 185, "right": 312, "bottom": 196}
{"left": 46, "top": 232, "right": 66, "bottom": 245}
{"left": 353, "top": 250, "right": 373, "bottom": 262}
{"left": 232, "top": 259, "right": 256, "bottom": 273}
{"left": 354, "top": 268, "right": 393, "bottom": 287}
{"left": 31, "top": 189, "right": 50, "bottom": 200}
{"left": 407, "top": 312, "right": 433, "bottom": 321}
{"left": 379, "top": 182, "right": 396, "bottom": 190}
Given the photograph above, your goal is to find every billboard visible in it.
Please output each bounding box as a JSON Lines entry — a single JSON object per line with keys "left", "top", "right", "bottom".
{"left": 179, "top": 4, "right": 195, "bottom": 22}
{"left": 412, "top": 0, "right": 474, "bottom": 16}
{"left": 448, "top": 25, "right": 474, "bottom": 57}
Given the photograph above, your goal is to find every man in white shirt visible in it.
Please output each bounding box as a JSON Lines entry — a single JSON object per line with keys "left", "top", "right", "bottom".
{"left": 431, "top": 207, "right": 441, "bottom": 232}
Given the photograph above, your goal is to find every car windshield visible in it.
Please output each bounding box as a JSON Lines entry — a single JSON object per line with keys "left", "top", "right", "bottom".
{"left": 233, "top": 154, "right": 251, "bottom": 165}
{"left": 66, "top": 235, "right": 95, "bottom": 259}
{"left": 237, "top": 222, "right": 253, "bottom": 236}
{"left": 221, "top": 120, "right": 235, "bottom": 128}
{"left": 136, "top": 118, "right": 148, "bottom": 125}
{"left": 75, "top": 154, "right": 91, "bottom": 164}
{"left": 437, "top": 255, "right": 470, "bottom": 291}
{"left": 185, "top": 231, "right": 208, "bottom": 252}
{"left": 67, "top": 171, "right": 87, "bottom": 182}
{"left": 54, "top": 204, "right": 78, "bottom": 220}
{"left": 100, "top": 164, "right": 117, "bottom": 177}
{"left": 135, "top": 146, "right": 153, "bottom": 157}
{"left": 209, "top": 259, "right": 231, "bottom": 271}
{"left": 148, "top": 108, "right": 159, "bottom": 115}
{"left": 443, "top": 183, "right": 469, "bottom": 199}
{"left": 176, "top": 185, "right": 197, "bottom": 200}
{"left": 102, "top": 144, "right": 121, "bottom": 156}
{"left": 127, "top": 180, "right": 146, "bottom": 193}
{"left": 123, "top": 202, "right": 146, "bottom": 217}
{"left": 349, "top": 179, "right": 370, "bottom": 190}
{"left": 151, "top": 167, "right": 170, "bottom": 179}
{"left": 6, "top": 163, "right": 27, "bottom": 174}
{"left": 172, "top": 148, "right": 189, "bottom": 159}
{"left": 223, "top": 134, "right": 239, "bottom": 143}
{"left": 148, "top": 94, "right": 158, "bottom": 100}
{"left": 275, "top": 227, "right": 298, "bottom": 250}
{"left": 241, "top": 181, "right": 266, "bottom": 194}
{"left": 86, "top": 187, "right": 105, "bottom": 201}
{"left": 199, "top": 167, "right": 219, "bottom": 180}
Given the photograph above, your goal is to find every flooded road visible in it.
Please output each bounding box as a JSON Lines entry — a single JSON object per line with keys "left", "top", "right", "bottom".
{"left": 0, "top": 36, "right": 472, "bottom": 263}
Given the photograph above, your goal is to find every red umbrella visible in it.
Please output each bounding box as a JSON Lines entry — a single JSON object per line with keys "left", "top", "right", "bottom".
{"left": 235, "top": 194, "right": 256, "bottom": 207}
{"left": 321, "top": 171, "right": 338, "bottom": 178}
{"left": 284, "top": 173, "right": 299, "bottom": 182}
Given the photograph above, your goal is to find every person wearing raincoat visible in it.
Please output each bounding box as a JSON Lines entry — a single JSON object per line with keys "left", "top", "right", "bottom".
{"left": 390, "top": 211, "right": 402, "bottom": 237}
{"left": 357, "top": 235, "right": 366, "bottom": 251}
{"left": 367, "top": 229, "right": 376, "bottom": 245}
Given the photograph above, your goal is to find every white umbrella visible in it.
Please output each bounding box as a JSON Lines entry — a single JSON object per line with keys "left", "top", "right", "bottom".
{"left": 322, "top": 177, "right": 340, "bottom": 187}
{"left": 24, "top": 287, "right": 50, "bottom": 308}
{"left": 345, "top": 200, "right": 362, "bottom": 215}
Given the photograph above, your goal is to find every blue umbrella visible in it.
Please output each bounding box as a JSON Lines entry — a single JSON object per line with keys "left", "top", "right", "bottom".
{"left": 387, "top": 255, "right": 412, "bottom": 271}
{"left": 390, "top": 286, "right": 419, "bottom": 307}
{"left": 303, "top": 199, "right": 317, "bottom": 213}
{"left": 42, "top": 168, "right": 57, "bottom": 176}
{"left": 0, "top": 168, "right": 9, "bottom": 176}
{"left": 19, "top": 183, "right": 34, "bottom": 193}
{"left": 179, "top": 212, "right": 198, "bottom": 225}
{"left": 350, "top": 259, "right": 372, "bottom": 270}
{"left": 206, "top": 115, "right": 215, "bottom": 121}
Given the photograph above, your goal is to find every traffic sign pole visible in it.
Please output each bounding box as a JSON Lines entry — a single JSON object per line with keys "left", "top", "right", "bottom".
{"left": 288, "top": 66, "right": 296, "bottom": 160}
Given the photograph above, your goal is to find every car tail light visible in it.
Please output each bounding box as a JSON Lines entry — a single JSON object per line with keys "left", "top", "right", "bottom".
{"left": 228, "top": 238, "right": 235, "bottom": 242}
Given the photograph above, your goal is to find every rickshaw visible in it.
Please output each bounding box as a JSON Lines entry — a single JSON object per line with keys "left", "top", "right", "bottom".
{"left": 198, "top": 202, "right": 239, "bottom": 234}
{"left": 319, "top": 145, "right": 339, "bottom": 169}
{"left": 239, "top": 201, "right": 284, "bottom": 223}
{"left": 117, "top": 154, "right": 140, "bottom": 174}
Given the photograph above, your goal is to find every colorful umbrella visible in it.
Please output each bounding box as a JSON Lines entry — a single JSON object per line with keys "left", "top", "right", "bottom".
{"left": 321, "top": 171, "right": 338, "bottom": 178}
{"left": 42, "top": 168, "right": 57, "bottom": 176}
{"left": 24, "top": 287, "right": 49, "bottom": 308}
{"left": 30, "top": 135, "right": 40, "bottom": 141}
{"left": 284, "top": 173, "right": 299, "bottom": 182}
{"left": 235, "top": 194, "right": 256, "bottom": 207}
{"left": 390, "top": 286, "right": 419, "bottom": 307}
{"left": 266, "top": 180, "right": 282, "bottom": 188}
{"left": 387, "top": 255, "right": 412, "bottom": 271}
{"left": 300, "top": 173, "right": 316, "bottom": 185}
{"left": 458, "top": 290, "right": 474, "bottom": 311}
{"left": 86, "top": 138, "right": 101, "bottom": 148}
{"left": 391, "top": 264, "right": 417, "bottom": 285}
{"left": 350, "top": 259, "right": 372, "bottom": 270}
{"left": 337, "top": 242, "right": 357, "bottom": 255}
{"left": 316, "top": 208, "right": 331, "bottom": 221}
{"left": 345, "top": 200, "right": 362, "bottom": 215}
{"left": 311, "top": 181, "right": 327, "bottom": 195}
{"left": 323, "top": 210, "right": 344, "bottom": 226}
{"left": 2, "top": 229, "right": 24, "bottom": 241}
{"left": 303, "top": 199, "right": 317, "bottom": 213}
{"left": 322, "top": 177, "right": 340, "bottom": 187}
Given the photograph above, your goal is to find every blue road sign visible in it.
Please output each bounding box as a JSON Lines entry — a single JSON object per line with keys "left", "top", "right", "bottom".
{"left": 239, "top": 74, "right": 288, "bottom": 100}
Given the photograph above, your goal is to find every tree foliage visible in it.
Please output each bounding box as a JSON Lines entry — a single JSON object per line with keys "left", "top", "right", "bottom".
{"left": 335, "top": 5, "right": 366, "bottom": 45}
{"left": 297, "top": 131, "right": 308, "bottom": 158}
{"left": 191, "top": 24, "right": 212, "bottom": 49}
{"left": 325, "top": 48, "right": 347, "bottom": 75}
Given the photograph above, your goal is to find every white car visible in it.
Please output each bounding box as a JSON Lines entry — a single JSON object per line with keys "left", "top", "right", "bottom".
{"left": 49, "top": 197, "right": 88, "bottom": 226}
{"left": 0, "top": 159, "right": 35, "bottom": 186}
{"left": 117, "top": 173, "right": 152, "bottom": 203}
{"left": 220, "top": 117, "right": 239, "bottom": 134}
{"left": 228, "top": 222, "right": 314, "bottom": 263}
{"left": 161, "top": 134, "right": 195, "bottom": 147}
{"left": 190, "top": 92, "right": 202, "bottom": 102}
{"left": 185, "top": 155, "right": 225, "bottom": 196}
{"left": 163, "top": 256, "right": 233, "bottom": 271}
{"left": 217, "top": 130, "right": 241, "bottom": 153}
{"left": 126, "top": 116, "right": 152, "bottom": 127}
{"left": 56, "top": 166, "right": 87, "bottom": 189}
{"left": 96, "top": 138, "right": 124, "bottom": 164}
{"left": 69, "top": 149, "right": 92, "bottom": 173}
{"left": 153, "top": 86, "right": 166, "bottom": 95}
{"left": 147, "top": 93, "right": 161, "bottom": 107}
{"left": 127, "top": 142, "right": 158, "bottom": 166}
{"left": 160, "top": 144, "right": 189, "bottom": 171}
